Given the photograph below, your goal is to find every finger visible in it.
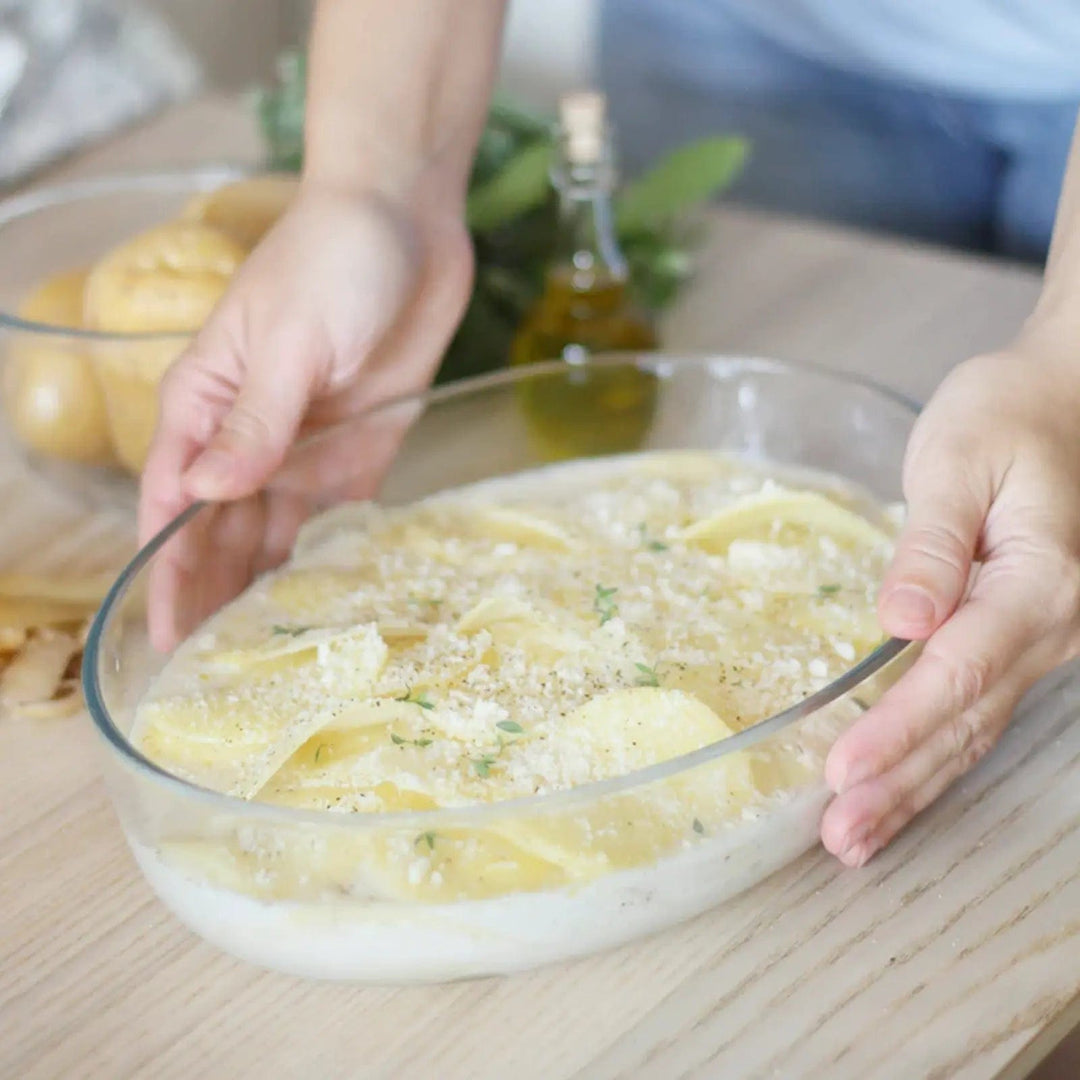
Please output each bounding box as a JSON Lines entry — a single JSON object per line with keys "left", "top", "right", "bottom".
{"left": 254, "top": 491, "right": 310, "bottom": 576}
{"left": 147, "top": 507, "right": 213, "bottom": 653}
{"left": 197, "top": 496, "right": 267, "bottom": 630}
{"left": 141, "top": 359, "right": 234, "bottom": 650}
{"left": 826, "top": 565, "right": 1047, "bottom": 793}
{"left": 832, "top": 757, "right": 969, "bottom": 868}
{"left": 878, "top": 454, "right": 988, "bottom": 640}
{"left": 273, "top": 398, "right": 423, "bottom": 504}
{"left": 182, "top": 343, "right": 316, "bottom": 503}
{"left": 138, "top": 359, "right": 232, "bottom": 548}
{"left": 821, "top": 671, "right": 1030, "bottom": 864}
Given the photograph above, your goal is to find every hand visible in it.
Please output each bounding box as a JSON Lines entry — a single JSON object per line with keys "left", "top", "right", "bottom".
{"left": 821, "top": 348, "right": 1080, "bottom": 866}
{"left": 138, "top": 183, "right": 473, "bottom": 650}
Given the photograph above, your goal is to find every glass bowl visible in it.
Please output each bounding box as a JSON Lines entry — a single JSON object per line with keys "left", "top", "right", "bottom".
{"left": 0, "top": 166, "right": 252, "bottom": 509}
{"left": 84, "top": 354, "right": 919, "bottom": 983}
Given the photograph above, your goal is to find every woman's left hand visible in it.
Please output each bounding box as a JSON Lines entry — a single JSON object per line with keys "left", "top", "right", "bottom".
{"left": 821, "top": 346, "right": 1080, "bottom": 866}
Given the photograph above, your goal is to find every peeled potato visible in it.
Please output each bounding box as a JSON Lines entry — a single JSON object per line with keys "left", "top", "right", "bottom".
{"left": 182, "top": 175, "right": 298, "bottom": 249}
{"left": 3, "top": 269, "right": 115, "bottom": 464}
{"left": 92, "top": 339, "right": 184, "bottom": 473}
{"left": 84, "top": 221, "right": 246, "bottom": 335}
{"left": 18, "top": 267, "right": 85, "bottom": 329}
{"left": 84, "top": 221, "right": 246, "bottom": 473}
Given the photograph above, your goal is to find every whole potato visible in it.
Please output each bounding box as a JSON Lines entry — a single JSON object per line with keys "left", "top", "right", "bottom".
{"left": 183, "top": 175, "right": 298, "bottom": 249}
{"left": 85, "top": 221, "right": 247, "bottom": 473}
{"left": 84, "top": 221, "right": 246, "bottom": 334}
{"left": 3, "top": 269, "right": 116, "bottom": 465}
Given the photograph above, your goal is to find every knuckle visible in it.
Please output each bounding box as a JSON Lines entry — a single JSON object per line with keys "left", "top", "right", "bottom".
{"left": 890, "top": 784, "right": 921, "bottom": 832}
{"left": 222, "top": 404, "right": 273, "bottom": 449}
{"left": 944, "top": 707, "right": 981, "bottom": 762}
{"left": 904, "top": 522, "right": 972, "bottom": 579}
{"left": 945, "top": 700, "right": 1000, "bottom": 775}
{"left": 928, "top": 648, "right": 992, "bottom": 713}
{"left": 960, "top": 733, "right": 997, "bottom": 773}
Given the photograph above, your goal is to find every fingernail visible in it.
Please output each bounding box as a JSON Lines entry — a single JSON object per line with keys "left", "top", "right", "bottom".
{"left": 847, "top": 838, "right": 881, "bottom": 868}
{"left": 184, "top": 449, "right": 233, "bottom": 498}
{"left": 832, "top": 753, "right": 876, "bottom": 794}
{"left": 885, "top": 585, "right": 937, "bottom": 629}
{"left": 838, "top": 823, "right": 873, "bottom": 863}
{"left": 838, "top": 760, "right": 874, "bottom": 793}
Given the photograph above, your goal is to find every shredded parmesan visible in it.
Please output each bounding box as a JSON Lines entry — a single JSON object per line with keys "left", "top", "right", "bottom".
{"left": 131, "top": 452, "right": 895, "bottom": 900}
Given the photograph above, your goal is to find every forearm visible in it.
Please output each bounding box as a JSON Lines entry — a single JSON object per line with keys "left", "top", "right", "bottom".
{"left": 303, "top": 0, "right": 507, "bottom": 206}
{"left": 1021, "top": 111, "right": 1080, "bottom": 355}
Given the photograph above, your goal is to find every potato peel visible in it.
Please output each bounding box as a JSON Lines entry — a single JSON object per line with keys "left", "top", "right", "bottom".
{"left": 0, "top": 569, "right": 117, "bottom": 720}
{"left": 1, "top": 630, "right": 79, "bottom": 706}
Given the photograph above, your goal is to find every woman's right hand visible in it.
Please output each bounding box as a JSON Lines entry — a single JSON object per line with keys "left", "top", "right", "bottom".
{"left": 138, "top": 181, "right": 473, "bottom": 649}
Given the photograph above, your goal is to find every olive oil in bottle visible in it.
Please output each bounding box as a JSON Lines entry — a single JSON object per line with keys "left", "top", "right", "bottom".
{"left": 511, "top": 91, "right": 658, "bottom": 461}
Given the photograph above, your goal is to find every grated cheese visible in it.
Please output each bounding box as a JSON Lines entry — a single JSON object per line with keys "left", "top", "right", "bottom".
{"left": 131, "top": 452, "right": 896, "bottom": 900}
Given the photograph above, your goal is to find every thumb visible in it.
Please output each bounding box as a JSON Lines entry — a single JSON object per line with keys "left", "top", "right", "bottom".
{"left": 182, "top": 353, "right": 315, "bottom": 503}
{"left": 879, "top": 457, "right": 987, "bottom": 640}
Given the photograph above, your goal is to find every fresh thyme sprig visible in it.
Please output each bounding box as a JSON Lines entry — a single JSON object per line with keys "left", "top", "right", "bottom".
{"left": 594, "top": 584, "right": 619, "bottom": 626}
{"left": 396, "top": 689, "right": 436, "bottom": 710}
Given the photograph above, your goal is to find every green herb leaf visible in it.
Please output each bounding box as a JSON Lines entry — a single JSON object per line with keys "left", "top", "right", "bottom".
{"left": 415, "top": 831, "right": 438, "bottom": 851}
{"left": 314, "top": 743, "right": 328, "bottom": 763}
{"left": 472, "top": 754, "right": 497, "bottom": 778}
{"left": 467, "top": 142, "right": 553, "bottom": 233}
{"left": 616, "top": 136, "right": 749, "bottom": 234}
{"left": 271, "top": 624, "right": 311, "bottom": 637}
{"left": 496, "top": 720, "right": 525, "bottom": 735}
{"left": 634, "top": 662, "right": 660, "bottom": 688}
{"left": 692, "top": 817, "right": 705, "bottom": 835}
{"left": 594, "top": 583, "right": 619, "bottom": 626}
{"left": 391, "top": 732, "right": 434, "bottom": 748}
{"left": 396, "top": 689, "right": 436, "bottom": 710}
{"left": 636, "top": 522, "right": 669, "bottom": 552}
{"left": 817, "top": 583, "right": 843, "bottom": 597}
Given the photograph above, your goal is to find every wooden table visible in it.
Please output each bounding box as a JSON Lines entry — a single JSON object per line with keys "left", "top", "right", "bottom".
{"left": 2, "top": 99, "right": 1077, "bottom": 1080}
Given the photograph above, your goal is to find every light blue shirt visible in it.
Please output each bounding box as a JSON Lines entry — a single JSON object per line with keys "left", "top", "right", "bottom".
{"left": 722, "top": 0, "right": 1080, "bottom": 98}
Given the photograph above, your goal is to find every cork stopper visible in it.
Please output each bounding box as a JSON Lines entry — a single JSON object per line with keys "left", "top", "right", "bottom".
{"left": 559, "top": 91, "right": 607, "bottom": 165}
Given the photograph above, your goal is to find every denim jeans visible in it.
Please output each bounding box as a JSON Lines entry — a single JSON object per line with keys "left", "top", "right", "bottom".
{"left": 599, "top": 0, "right": 1080, "bottom": 260}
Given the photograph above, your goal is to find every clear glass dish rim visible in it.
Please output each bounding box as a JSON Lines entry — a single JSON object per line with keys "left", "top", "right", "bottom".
{"left": 82, "top": 353, "right": 918, "bottom": 831}
{"left": 0, "top": 164, "right": 261, "bottom": 342}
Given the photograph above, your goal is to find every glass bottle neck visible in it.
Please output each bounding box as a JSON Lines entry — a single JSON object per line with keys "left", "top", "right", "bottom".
{"left": 550, "top": 156, "right": 627, "bottom": 289}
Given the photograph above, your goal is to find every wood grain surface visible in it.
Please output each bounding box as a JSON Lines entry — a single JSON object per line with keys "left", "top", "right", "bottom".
{"left": 1, "top": 99, "right": 1076, "bottom": 1080}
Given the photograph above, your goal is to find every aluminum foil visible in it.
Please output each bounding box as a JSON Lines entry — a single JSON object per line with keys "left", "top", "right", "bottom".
{"left": 0, "top": 0, "right": 200, "bottom": 187}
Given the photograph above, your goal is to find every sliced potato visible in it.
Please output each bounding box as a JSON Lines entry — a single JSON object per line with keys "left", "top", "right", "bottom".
{"left": 204, "top": 623, "right": 385, "bottom": 676}
{"left": 682, "top": 489, "right": 891, "bottom": 554}
{"left": 467, "top": 506, "right": 575, "bottom": 551}
{"left": 268, "top": 567, "right": 375, "bottom": 618}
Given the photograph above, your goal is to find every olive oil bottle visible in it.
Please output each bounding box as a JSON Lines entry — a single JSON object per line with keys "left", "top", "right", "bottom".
{"left": 511, "top": 91, "right": 658, "bottom": 460}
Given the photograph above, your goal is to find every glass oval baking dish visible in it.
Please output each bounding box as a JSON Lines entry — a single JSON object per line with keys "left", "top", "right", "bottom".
{"left": 84, "top": 354, "right": 919, "bottom": 983}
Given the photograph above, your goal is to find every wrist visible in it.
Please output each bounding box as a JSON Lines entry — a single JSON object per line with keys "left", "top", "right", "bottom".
{"left": 1011, "top": 307, "right": 1080, "bottom": 375}
{"left": 302, "top": 138, "right": 469, "bottom": 219}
